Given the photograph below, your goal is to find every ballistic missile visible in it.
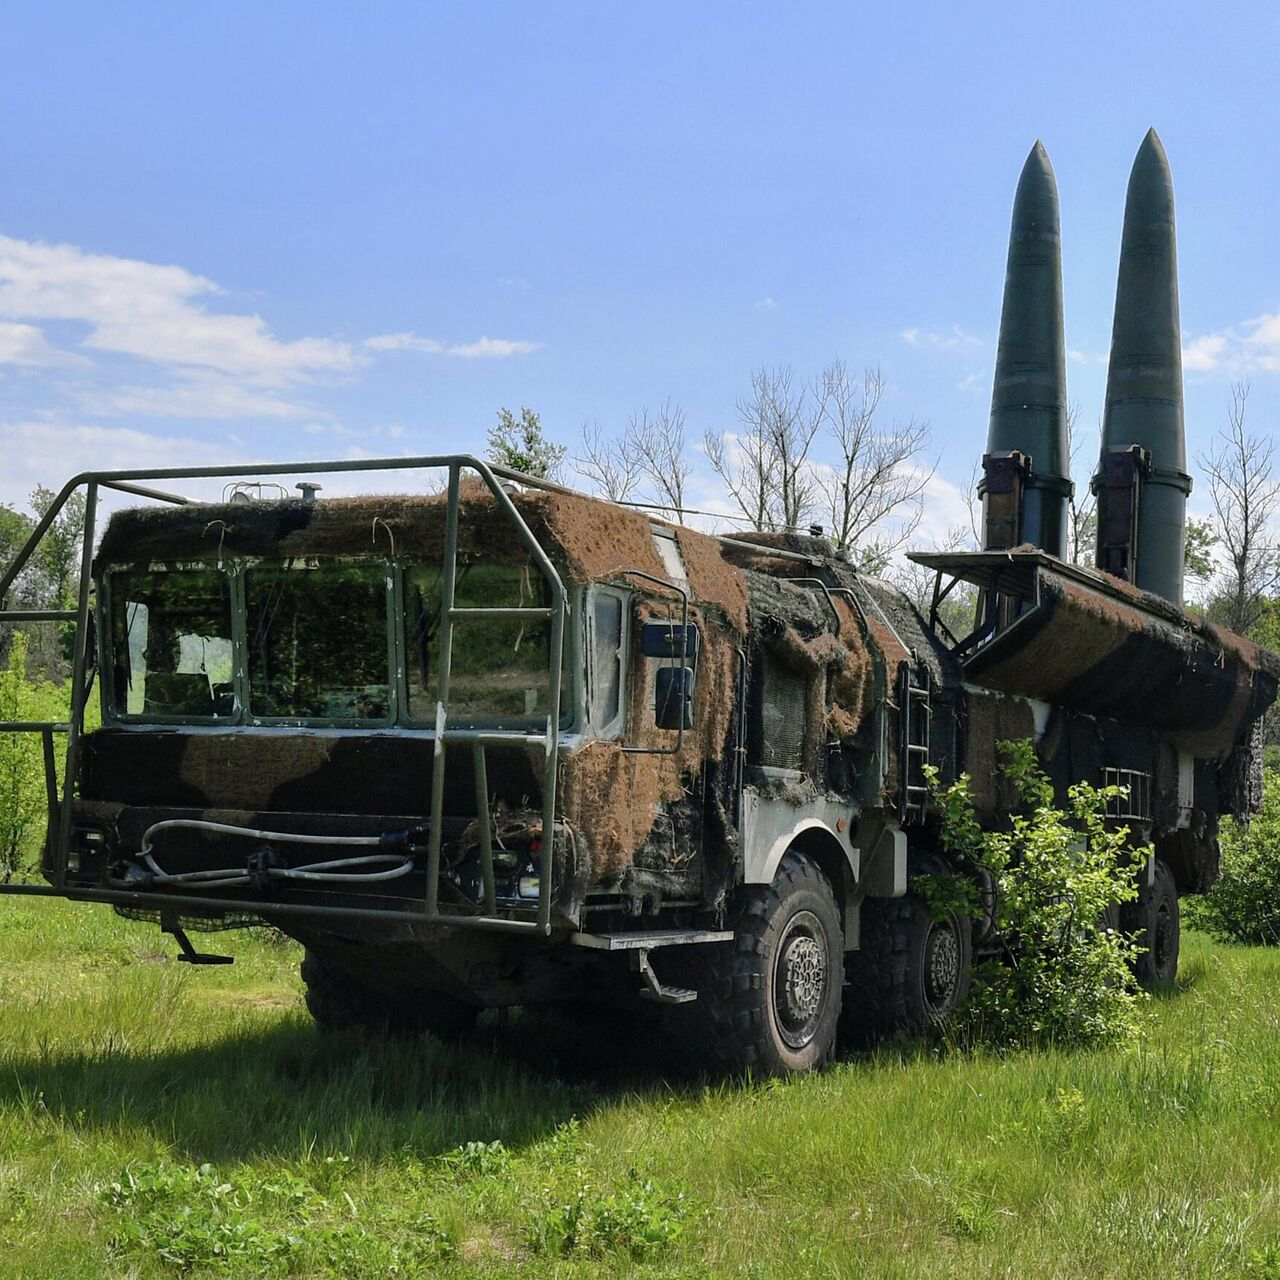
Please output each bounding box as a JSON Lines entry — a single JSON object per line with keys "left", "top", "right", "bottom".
{"left": 983, "top": 141, "right": 1071, "bottom": 556}
{"left": 1095, "top": 128, "right": 1191, "bottom": 605}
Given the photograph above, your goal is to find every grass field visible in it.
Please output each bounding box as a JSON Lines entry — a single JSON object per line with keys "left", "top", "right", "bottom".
{"left": 2, "top": 898, "right": 1280, "bottom": 1278}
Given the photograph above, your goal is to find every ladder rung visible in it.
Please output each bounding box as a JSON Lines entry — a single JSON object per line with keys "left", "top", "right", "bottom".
{"left": 0, "top": 721, "right": 70, "bottom": 732}
{"left": 0, "top": 610, "right": 77, "bottom": 623}
{"left": 906, "top": 744, "right": 930, "bottom": 755}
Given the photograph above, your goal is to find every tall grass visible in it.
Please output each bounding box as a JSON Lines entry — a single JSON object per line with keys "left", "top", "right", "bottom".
{"left": 3, "top": 897, "right": 1280, "bottom": 1277}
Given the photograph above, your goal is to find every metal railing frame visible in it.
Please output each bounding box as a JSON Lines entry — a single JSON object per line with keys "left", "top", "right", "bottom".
{"left": 0, "top": 454, "right": 568, "bottom": 936}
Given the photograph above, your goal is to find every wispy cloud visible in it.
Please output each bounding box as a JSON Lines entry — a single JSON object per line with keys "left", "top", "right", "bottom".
{"left": 447, "top": 336, "right": 541, "bottom": 358}
{"left": 0, "top": 233, "right": 543, "bottom": 432}
{"left": 1183, "top": 315, "right": 1280, "bottom": 374}
{"left": 0, "top": 234, "right": 360, "bottom": 387}
{"left": 901, "top": 325, "right": 984, "bottom": 351}
{"left": 84, "top": 378, "right": 317, "bottom": 421}
{"left": 363, "top": 332, "right": 444, "bottom": 354}
{"left": 754, "top": 296, "right": 777, "bottom": 310}
{"left": 0, "top": 320, "right": 89, "bottom": 368}
{"left": 365, "top": 331, "right": 540, "bottom": 359}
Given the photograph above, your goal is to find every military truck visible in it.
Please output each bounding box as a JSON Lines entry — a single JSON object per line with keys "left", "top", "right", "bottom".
{"left": 1, "top": 132, "right": 1276, "bottom": 1076}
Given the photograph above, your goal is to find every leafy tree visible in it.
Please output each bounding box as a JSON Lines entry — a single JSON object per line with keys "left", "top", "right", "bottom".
{"left": 486, "top": 407, "right": 566, "bottom": 480}
{"left": 0, "top": 634, "right": 52, "bottom": 879}
{"left": 1184, "top": 515, "right": 1218, "bottom": 586}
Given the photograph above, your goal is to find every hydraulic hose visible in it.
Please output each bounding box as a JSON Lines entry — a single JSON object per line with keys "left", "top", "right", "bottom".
{"left": 134, "top": 818, "right": 419, "bottom": 890}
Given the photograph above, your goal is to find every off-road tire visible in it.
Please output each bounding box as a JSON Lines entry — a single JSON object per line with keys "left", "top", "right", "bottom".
{"left": 1125, "top": 857, "right": 1179, "bottom": 990}
{"left": 842, "top": 864, "right": 972, "bottom": 1043}
{"left": 674, "top": 851, "right": 842, "bottom": 1077}
{"left": 300, "top": 950, "right": 476, "bottom": 1039}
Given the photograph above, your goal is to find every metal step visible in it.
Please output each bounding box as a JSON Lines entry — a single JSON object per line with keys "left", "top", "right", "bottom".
{"left": 569, "top": 928, "right": 733, "bottom": 951}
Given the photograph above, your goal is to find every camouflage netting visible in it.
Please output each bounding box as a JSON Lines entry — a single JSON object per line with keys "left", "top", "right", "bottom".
{"left": 96, "top": 489, "right": 749, "bottom": 627}
{"left": 98, "top": 490, "right": 753, "bottom": 889}
{"left": 965, "top": 561, "right": 1280, "bottom": 760}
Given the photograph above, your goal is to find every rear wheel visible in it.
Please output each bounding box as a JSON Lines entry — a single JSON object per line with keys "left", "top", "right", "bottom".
{"left": 675, "top": 851, "right": 842, "bottom": 1077}
{"left": 843, "top": 864, "right": 972, "bottom": 1043}
{"left": 1125, "top": 857, "right": 1179, "bottom": 990}
{"left": 300, "top": 950, "right": 477, "bottom": 1039}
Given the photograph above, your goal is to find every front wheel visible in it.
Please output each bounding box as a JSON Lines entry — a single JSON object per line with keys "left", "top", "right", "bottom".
{"left": 675, "top": 852, "right": 842, "bottom": 1077}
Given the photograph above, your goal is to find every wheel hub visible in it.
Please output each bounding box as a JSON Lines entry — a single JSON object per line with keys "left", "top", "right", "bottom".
{"left": 924, "top": 920, "right": 961, "bottom": 1012}
{"left": 773, "top": 911, "right": 828, "bottom": 1049}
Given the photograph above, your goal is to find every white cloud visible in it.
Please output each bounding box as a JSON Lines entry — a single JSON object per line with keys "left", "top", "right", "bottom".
{"left": 447, "top": 336, "right": 541, "bottom": 358}
{"left": 900, "top": 325, "right": 983, "bottom": 351}
{"left": 366, "top": 332, "right": 542, "bottom": 358}
{"left": 0, "top": 234, "right": 361, "bottom": 387}
{"left": 0, "top": 320, "right": 87, "bottom": 367}
{"left": 1182, "top": 315, "right": 1280, "bottom": 374}
{"left": 957, "top": 370, "right": 985, "bottom": 392}
{"left": 497, "top": 276, "right": 530, "bottom": 290}
{"left": 363, "top": 332, "right": 444, "bottom": 354}
{"left": 754, "top": 296, "right": 777, "bottom": 310}
{"left": 83, "top": 375, "right": 318, "bottom": 421}
{"left": 0, "top": 420, "right": 238, "bottom": 507}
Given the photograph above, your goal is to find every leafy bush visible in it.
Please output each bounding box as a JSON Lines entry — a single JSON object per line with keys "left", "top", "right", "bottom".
{"left": 528, "top": 1170, "right": 692, "bottom": 1259}
{"left": 926, "top": 740, "right": 1147, "bottom": 1049}
{"left": 0, "top": 634, "right": 63, "bottom": 879}
{"left": 1184, "top": 768, "right": 1280, "bottom": 944}
{"left": 100, "top": 1159, "right": 457, "bottom": 1275}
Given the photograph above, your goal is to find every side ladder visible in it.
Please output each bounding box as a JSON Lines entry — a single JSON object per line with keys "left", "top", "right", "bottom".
{"left": 899, "top": 663, "right": 932, "bottom": 821}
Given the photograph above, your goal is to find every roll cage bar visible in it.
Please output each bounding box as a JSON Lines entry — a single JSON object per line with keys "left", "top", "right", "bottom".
{"left": 0, "top": 454, "right": 568, "bottom": 936}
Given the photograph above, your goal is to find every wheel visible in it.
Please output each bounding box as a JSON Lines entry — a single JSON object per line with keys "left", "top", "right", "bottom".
{"left": 673, "top": 851, "right": 842, "bottom": 1077}
{"left": 1124, "top": 857, "right": 1179, "bottom": 990}
{"left": 300, "top": 950, "right": 477, "bottom": 1039}
{"left": 843, "top": 861, "right": 972, "bottom": 1042}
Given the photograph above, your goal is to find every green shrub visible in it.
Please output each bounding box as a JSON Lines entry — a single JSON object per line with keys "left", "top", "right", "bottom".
{"left": 1184, "top": 768, "right": 1280, "bottom": 944}
{"left": 528, "top": 1170, "right": 692, "bottom": 1259}
{"left": 925, "top": 740, "right": 1147, "bottom": 1050}
{"left": 100, "top": 1159, "right": 457, "bottom": 1275}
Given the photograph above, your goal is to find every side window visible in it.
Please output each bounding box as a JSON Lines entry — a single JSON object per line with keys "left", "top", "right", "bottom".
{"left": 109, "top": 570, "right": 235, "bottom": 719}
{"left": 588, "top": 590, "right": 625, "bottom": 730}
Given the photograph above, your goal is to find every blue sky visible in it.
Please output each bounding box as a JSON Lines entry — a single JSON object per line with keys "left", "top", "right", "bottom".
{"left": 1, "top": 2, "right": 1277, "bottom": 542}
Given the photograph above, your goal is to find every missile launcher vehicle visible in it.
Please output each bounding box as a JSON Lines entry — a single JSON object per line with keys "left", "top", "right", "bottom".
{"left": 2, "top": 132, "right": 1276, "bottom": 1075}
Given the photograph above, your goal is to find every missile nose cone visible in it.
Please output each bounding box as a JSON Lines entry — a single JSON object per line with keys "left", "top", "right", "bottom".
{"left": 1012, "top": 140, "right": 1059, "bottom": 232}
{"left": 1124, "top": 128, "right": 1176, "bottom": 235}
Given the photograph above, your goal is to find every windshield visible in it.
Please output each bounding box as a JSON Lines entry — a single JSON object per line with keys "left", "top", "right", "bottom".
{"left": 109, "top": 569, "right": 235, "bottom": 718}
{"left": 405, "top": 559, "right": 566, "bottom": 725}
{"left": 246, "top": 563, "right": 391, "bottom": 720}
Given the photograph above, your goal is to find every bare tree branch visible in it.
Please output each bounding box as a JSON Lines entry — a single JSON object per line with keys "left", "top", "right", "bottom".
{"left": 1199, "top": 380, "right": 1280, "bottom": 634}
{"left": 1065, "top": 400, "right": 1097, "bottom": 566}
{"left": 573, "top": 419, "right": 644, "bottom": 503}
{"left": 814, "top": 361, "right": 932, "bottom": 562}
{"left": 706, "top": 364, "right": 819, "bottom": 531}
{"left": 631, "top": 400, "right": 692, "bottom": 521}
